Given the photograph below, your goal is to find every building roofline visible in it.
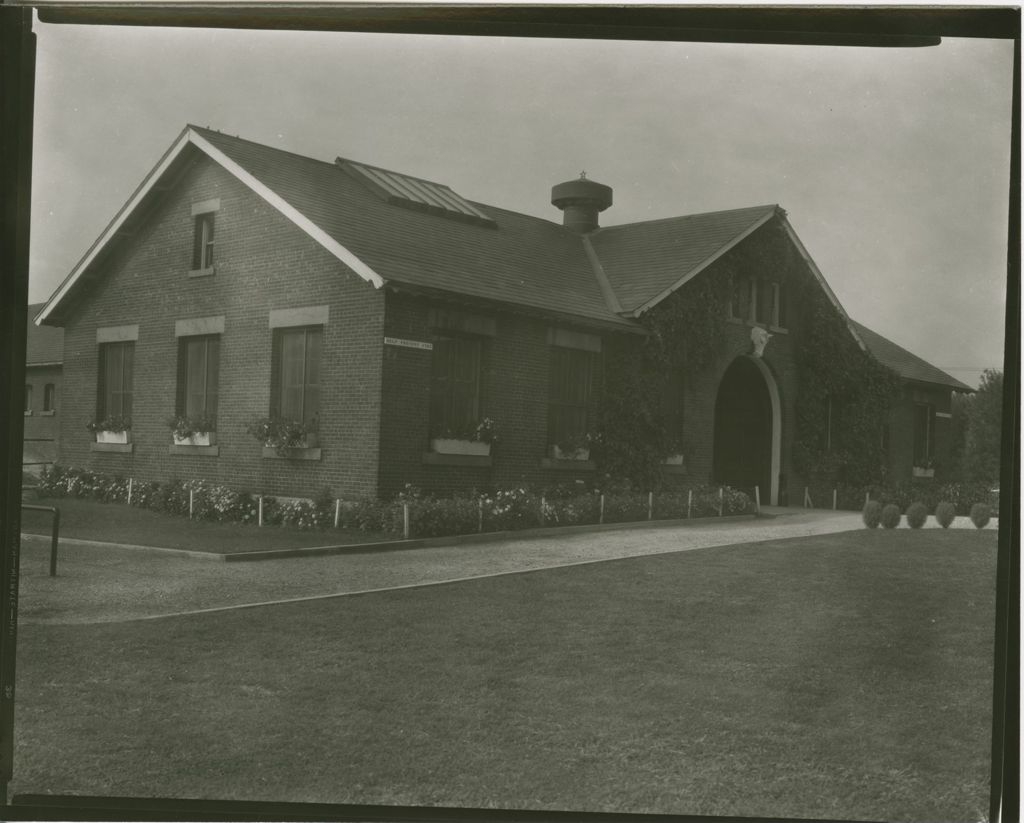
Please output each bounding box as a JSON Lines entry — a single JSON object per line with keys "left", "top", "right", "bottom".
{"left": 36, "top": 126, "right": 385, "bottom": 326}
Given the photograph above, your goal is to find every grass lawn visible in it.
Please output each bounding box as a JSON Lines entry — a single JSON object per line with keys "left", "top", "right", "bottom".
{"left": 19, "top": 496, "right": 389, "bottom": 553}
{"left": 11, "top": 529, "right": 996, "bottom": 821}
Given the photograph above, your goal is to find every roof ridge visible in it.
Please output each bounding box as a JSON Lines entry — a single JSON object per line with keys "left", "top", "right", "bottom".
{"left": 188, "top": 125, "right": 341, "bottom": 173}
{"left": 596, "top": 203, "right": 780, "bottom": 233}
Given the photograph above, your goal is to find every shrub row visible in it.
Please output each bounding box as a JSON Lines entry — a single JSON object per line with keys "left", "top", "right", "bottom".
{"left": 33, "top": 466, "right": 754, "bottom": 538}
{"left": 863, "top": 499, "right": 993, "bottom": 530}
{"left": 807, "top": 479, "right": 998, "bottom": 516}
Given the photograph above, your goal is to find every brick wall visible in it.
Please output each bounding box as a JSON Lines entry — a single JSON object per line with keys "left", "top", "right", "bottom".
{"left": 379, "top": 292, "right": 616, "bottom": 497}
{"left": 886, "top": 383, "right": 954, "bottom": 483}
{"left": 57, "top": 155, "right": 385, "bottom": 499}
{"left": 23, "top": 364, "right": 61, "bottom": 442}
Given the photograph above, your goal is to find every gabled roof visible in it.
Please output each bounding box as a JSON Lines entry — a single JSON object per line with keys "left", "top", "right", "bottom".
{"left": 588, "top": 205, "right": 779, "bottom": 314}
{"left": 850, "top": 320, "right": 972, "bottom": 391}
{"left": 26, "top": 303, "right": 63, "bottom": 365}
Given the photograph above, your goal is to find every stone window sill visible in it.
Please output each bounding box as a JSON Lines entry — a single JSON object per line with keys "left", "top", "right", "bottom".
{"left": 169, "top": 445, "right": 220, "bottom": 456}
{"left": 90, "top": 442, "right": 134, "bottom": 454}
{"left": 40, "top": 410, "right": 56, "bottom": 416}
{"left": 189, "top": 265, "right": 216, "bottom": 279}
{"left": 540, "top": 458, "right": 596, "bottom": 472}
{"left": 23, "top": 411, "right": 32, "bottom": 416}
{"left": 261, "top": 446, "right": 321, "bottom": 461}
{"left": 422, "top": 452, "right": 492, "bottom": 467}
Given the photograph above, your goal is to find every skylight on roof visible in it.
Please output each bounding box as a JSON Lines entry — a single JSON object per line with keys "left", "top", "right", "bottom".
{"left": 338, "top": 159, "right": 495, "bottom": 227}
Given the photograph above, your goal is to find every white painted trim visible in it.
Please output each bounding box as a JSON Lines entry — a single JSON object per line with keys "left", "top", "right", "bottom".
{"left": 190, "top": 198, "right": 221, "bottom": 216}
{"left": 175, "top": 316, "right": 225, "bottom": 337}
{"left": 630, "top": 209, "right": 777, "bottom": 316}
{"left": 96, "top": 324, "right": 139, "bottom": 343}
{"left": 747, "top": 355, "right": 783, "bottom": 506}
{"left": 188, "top": 131, "right": 385, "bottom": 289}
{"left": 935, "top": 411, "right": 953, "bottom": 419}
{"left": 269, "top": 305, "right": 329, "bottom": 329}
{"left": 36, "top": 128, "right": 194, "bottom": 326}
{"left": 35, "top": 126, "right": 385, "bottom": 327}
{"left": 777, "top": 217, "right": 867, "bottom": 353}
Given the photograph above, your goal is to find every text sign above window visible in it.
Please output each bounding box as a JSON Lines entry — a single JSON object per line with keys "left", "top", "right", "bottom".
{"left": 384, "top": 337, "right": 433, "bottom": 351}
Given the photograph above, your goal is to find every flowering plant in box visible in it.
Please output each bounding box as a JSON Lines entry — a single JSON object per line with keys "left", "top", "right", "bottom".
{"left": 167, "top": 413, "right": 216, "bottom": 441}
{"left": 247, "top": 415, "right": 318, "bottom": 456}
{"left": 85, "top": 415, "right": 132, "bottom": 434}
{"left": 432, "top": 417, "right": 499, "bottom": 445}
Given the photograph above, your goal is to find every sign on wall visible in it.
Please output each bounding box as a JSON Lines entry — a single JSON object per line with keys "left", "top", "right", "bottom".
{"left": 384, "top": 337, "right": 433, "bottom": 351}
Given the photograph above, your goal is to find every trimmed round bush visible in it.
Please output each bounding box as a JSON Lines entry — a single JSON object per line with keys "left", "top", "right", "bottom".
{"left": 970, "top": 503, "right": 992, "bottom": 529}
{"left": 905, "top": 502, "right": 928, "bottom": 529}
{"left": 862, "top": 500, "right": 883, "bottom": 528}
{"left": 881, "top": 504, "right": 902, "bottom": 529}
{"left": 935, "top": 501, "right": 956, "bottom": 529}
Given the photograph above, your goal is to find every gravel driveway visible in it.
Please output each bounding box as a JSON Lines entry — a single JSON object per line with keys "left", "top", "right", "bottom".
{"left": 17, "top": 508, "right": 991, "bottom": 625}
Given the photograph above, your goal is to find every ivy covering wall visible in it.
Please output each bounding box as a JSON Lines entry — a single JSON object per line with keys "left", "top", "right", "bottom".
{"left": 596, "top": 215, "right": 900, "bottom": 490}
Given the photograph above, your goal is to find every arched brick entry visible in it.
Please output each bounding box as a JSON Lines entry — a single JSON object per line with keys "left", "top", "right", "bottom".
{"left": 712, "top": 355, "right": 781, "bottom": 505}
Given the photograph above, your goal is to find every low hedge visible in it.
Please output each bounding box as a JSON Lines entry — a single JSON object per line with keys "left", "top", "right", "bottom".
{"left": 805, "top": 479, "right": 998, "bottom": 517}
{"left": 34, "top": 465, "right": 754, "bottom": 538}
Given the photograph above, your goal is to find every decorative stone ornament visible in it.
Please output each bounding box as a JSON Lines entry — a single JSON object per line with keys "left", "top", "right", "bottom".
{"left": 751, "top": 325, "right": 773, "bottom": 358}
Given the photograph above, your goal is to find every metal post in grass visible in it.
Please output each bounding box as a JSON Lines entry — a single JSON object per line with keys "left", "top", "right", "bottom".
{"left": 599, "top": 494, "right": 605, "bottom": 524}
{"left": 189, "top": 489, "right": 194, "bottom": 519}
{"left": 334, "top": 499, "right": 341, "bottom": 528}
{"left": 687, "top": 489, "right": 692, "bottom": 519}
{"left": 755, "top": 485, "right": 761, "bottom": 513}
{"left": 127, "top": 477, "right": 133, "bottom": 506}
{"left": 540, "top": 496, "right": 546, "bottom": 526}
{"left": 833, "top": 488, "right": 838, "bottom": 510}
{"left": 718, "top": 487, "right": 724, "bottom": 517}
{"left": 478, "top": 497, "right": 483, "bottom": 533}
{"left": 258, "top": 495, "right": 264, "bottom": 527}
{"left": 647, "top": 491, "right": 653, "bottom": 520}
{"left": 403, "top": 502, "right": 410, "bottom": 539}
{"left": 804, "top": 487, "right": 811, "bottom": 508}
{"left": 865, "top": 491, "right": 870, "bottom": 507}
{"left": 49, "top": 507, "right": 60, "bottom": 577}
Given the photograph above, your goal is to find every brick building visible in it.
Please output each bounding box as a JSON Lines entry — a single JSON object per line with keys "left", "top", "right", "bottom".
{"left": 23, "top": 303, "right": 62, "bottom": 476}
{"left": 35, "top": 126, "right": 969, "bottom": 502}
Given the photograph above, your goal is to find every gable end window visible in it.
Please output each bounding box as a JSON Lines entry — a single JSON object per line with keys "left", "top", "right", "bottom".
{"left": 192, "top": 212, "right": 215, "bottom": 270}
{"left": 548, "top": 346, "right": 597, "bottom": 447}
{"left": 97, "top": 341, "right": 134, "bottom": 420}
{"left": 430, "top": 335, "right": 483, "bottom": 438}
{"left": 176, "top": 335, "right": 220, "bottom": 425}
{"left": 271, "top": 326, "right": 322, "bottom": 426}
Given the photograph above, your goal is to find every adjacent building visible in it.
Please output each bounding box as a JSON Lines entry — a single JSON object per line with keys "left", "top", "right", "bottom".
{"left": 23, "top": 303, "right": 63, "bottom": 475}
{"left": 35, "top": 125, "right": 970, "bottom": 502}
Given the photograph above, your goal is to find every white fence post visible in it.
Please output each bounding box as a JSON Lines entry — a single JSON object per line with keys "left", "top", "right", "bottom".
{"left": 718, "top": 487, "right": 724, "bottom": 516}
{"left": 127, "top": 477, "right": 133, "bottom": 506}
{"left": 647, "top": 491, "right": 653, "bottom": 520}
{"left": 334, "top": 498, "right": 341, "bottom": 528}
{"left": 258, "top": 495, "right": 264, "bottom": 527}
{"left": 865, "top": 491, "right": 870, "bottom": 507}
{"left": 833, "top": 488, "right": 838, "bottom": 510}
{"left": 687, "top": 489, "right": 693, "bottom": 519}
{"left": 403, "top": 502, "right": 410, "bottom": 539}
{"left": 189, "top": 489, "right": 194, "bottom": 519}
{"left": 478, "top": 497, "right": 484, "bottom": 533}
{"left": 599, "top": 494, "right": 605, "bottom": 524}
{"left": 755, "top": 485, "right": 761, "bottom": 513}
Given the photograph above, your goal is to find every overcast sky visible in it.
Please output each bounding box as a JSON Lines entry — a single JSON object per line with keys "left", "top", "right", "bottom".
{"left": 29, "top": 17, "right": 1013, "bottom": 388}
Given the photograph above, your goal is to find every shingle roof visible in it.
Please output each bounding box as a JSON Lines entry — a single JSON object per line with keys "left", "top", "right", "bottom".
{"left": 25, "top": 303, "right": 63, "bottom": 365}
{"left": 193, "top": 128, "right": 631, "bottom": 328}
{"left": 588, "top": 205, "right": 779, "bottom": 313}
{"left": 850, "top": 320, "right": 971, "bottom": 391}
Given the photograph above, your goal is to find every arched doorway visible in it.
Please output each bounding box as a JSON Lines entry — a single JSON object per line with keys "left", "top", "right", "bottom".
{"left": 712, "top": 356, "right": 781, "bottom": 505}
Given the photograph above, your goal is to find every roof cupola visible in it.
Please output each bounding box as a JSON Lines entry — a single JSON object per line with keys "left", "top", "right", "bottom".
{"left": 551, "top": 172, "right": 612, "bottom": 233}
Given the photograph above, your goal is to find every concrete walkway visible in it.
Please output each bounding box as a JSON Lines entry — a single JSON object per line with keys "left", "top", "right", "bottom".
{"left": 17, "top": 508, "right": 991, "bottom": 626}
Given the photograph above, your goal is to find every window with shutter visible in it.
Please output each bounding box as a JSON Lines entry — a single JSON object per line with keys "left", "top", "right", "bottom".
{"left": 97, "top": 341, "right": 134, "bottom": 420}
{"left": 271, "top": 326, "right": 322, "bottom": 426}
{"left": 176, "top": 335, "right": 220, "bottom": 424}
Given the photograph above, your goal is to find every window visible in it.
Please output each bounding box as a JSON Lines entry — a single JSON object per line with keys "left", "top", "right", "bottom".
{"left": 43, "top": 383, "right": 55, "bottom": 412}
{"left": 176, "top": 335, "right": 220, "bottom": 423}
{"left": 23, "top": 385, "right": 31, "bottom": 413}
{"left": 913, "top": 403, "right": 935, "bottom": 465}
{"left": 548, "top": 346, "right": 596, "bottom": 447}
{"left": 97, "top": 341, "right": 134, "bottom": 420}
{"left": 730, "top": 277, "right": 751, "bottom": 321}
{"left": 271, "top": 326, "right": 321, "bottom": 425}
{"left": 430, "top": 335, "right": 483, "bottom": 437}
{"left": 773, "top": 282, "right": 787, "bottom": 328}
{"left": 192, "top": 212, "right": 215, "bottom": 269}
{"left": 754, "top": 278, "right": 773, "bottom": 324}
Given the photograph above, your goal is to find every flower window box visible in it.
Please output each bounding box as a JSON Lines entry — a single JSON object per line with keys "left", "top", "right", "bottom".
{"left": 663, "top": 454, "right": 685, "bottom": 466}
{"left": 431, "top": 438, "right": 491, "bottom": 457}
{"left": 95, "top": 430, "right": 129, "bottom": 445}
{"left": 173, "top": 432, "right": 216, "bottom": 447}
{"left": 912, "top": 466, "right": 935, "bottom": 478}
{"left": 552, "top": 445, "right": 590, "bottom": 461}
